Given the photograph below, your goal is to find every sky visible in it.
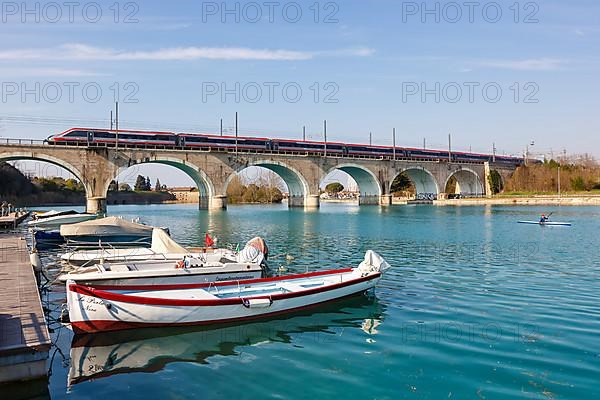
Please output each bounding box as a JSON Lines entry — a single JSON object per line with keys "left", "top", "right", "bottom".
{"left": 1, "top": 0, "right": 599, "bottom": 187}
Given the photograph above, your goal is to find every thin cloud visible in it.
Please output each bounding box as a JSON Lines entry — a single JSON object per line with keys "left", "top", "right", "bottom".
{"left": 0, "top": 67, "right": 108, "bottom": 77}
{"left": 0, "top": 43, "right": 375, "bottom": 62}
{"left": 477, "top": 58, "right": 568, "bottom": 71}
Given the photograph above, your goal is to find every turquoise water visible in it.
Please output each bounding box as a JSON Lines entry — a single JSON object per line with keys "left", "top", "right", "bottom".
{"left": 36, "top": 204, "right": 600, "bottom": 399}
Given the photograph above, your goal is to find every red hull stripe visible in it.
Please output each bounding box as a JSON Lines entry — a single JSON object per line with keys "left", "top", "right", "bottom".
{"left": 70, "top": 291, "right": 368, "bottom": 334}
{"left": 88, "top": 268, "right": 354, "bottom": 291}
{"left": 69, "top": 272, "right": 380, "bottom": 307}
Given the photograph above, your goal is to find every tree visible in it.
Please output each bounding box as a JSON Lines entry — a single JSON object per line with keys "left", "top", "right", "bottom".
{"left": 227, "top": 175, "right": 247, "bottom": 204}
{"left": 325, "top": 182, "right": 344, "bottom": 194}
{"left": 488, "top": 170, "right": 503, "bottom": 194}
{"left": 571, "top": 176, "right": 586, "bottom": 191}
{"left": 119, "top": 182, "right": 132, "bottom": 191}
{"left": 64, "top": 178, "right": 84, "bottom": 192}
{"left": 146, "top": 177, "right": 151, "bottom": 191}
{"left": 108, "top": 180, "right": 119, "bottom": 192}
{"left": 134, "top": 175, "right": 147, "bottom": 191}
{"left": 243, "top": 184, "right": 260, "bottom": 203}
{"left": 155, "top": 178, "right": 162, "bottom": 192}
{"left": 390, "top": 174, "right": 413, "bottom": 194}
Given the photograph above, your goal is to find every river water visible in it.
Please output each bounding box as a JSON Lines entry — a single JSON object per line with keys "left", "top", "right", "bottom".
{"left": 30, "top": 203, "right": 600, "bottom": 399}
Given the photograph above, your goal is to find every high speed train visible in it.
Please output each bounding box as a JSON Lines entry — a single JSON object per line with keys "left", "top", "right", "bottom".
{"left": 47, "top": 128, "right": 525, "bottom": 165}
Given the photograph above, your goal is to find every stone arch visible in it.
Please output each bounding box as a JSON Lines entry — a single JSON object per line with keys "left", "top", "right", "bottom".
{"left": 394, "top": 167, "right": 440, "bottom": 200}
{"left": 444, "top": 168, "right": 485, "bottom": 197}
{"left": 117, "top": 156, "right": 215, "bottom": 209}
{"left": 323, "top": 164, "right": 383, "bottom": 205}
{"left": 0, "top": 151, "right": 92, "bottom": 195}
{"left": 225, "top": 159, "right": 312, "bottom": 208}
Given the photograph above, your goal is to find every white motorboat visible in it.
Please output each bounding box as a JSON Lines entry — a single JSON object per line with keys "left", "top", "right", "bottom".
{"left": 60, "top": 216, "right": 165, "bottom": 247}
{"left": 28, "top": 210, "right": 97, "bottom": 230}
{"left": 60, "top": 228, "right": 265, "bottom": 267}
{"left": 59, "top": 229, "right": 269, "bottom": 286}
{"left": 66, "top": 251, "right": 390, "bottom": 333}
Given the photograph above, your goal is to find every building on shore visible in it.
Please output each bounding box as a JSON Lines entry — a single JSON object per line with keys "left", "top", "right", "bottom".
{"left": 167, "top": 187, "right": 200, "bottom": 203}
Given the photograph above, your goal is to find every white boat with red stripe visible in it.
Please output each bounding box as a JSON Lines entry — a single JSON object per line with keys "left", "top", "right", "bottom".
{"left": 67, "top": 251, "right": 390, "bottom": 334}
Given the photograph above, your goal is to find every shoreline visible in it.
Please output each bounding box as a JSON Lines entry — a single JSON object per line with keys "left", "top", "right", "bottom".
{"left": 435, "top": 195, "right": 600, "bottom": 206}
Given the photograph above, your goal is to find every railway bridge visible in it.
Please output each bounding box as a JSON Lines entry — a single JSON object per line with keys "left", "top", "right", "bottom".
{"left": 0, "top": 140, "right": 519, "bottom": 214}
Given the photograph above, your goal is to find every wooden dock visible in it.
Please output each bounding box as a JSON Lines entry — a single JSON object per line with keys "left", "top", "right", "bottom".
{"left": 0, "top": 212, "right": 30, "bottom": 229}
{"left": 0, "top": 234, "right": 50, "bottom": 384}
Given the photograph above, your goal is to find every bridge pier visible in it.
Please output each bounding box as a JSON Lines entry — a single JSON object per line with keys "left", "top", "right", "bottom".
{"left": 86, "top": 197, "right": 107, "bottom": 215}
{"left": 199, "top": 195, "right": 209, "bottom": 210}
{"left": 304, "top": 195, "right": 320, "bottom": 209}
{"left": 380, "top": 194, "right": 392, "bottom": 206}
{"left": 209, "top": 195, "right": 227, "bottom": 211}
{"left": 288, "top": 195, "right": 304, "bottom": 208}
{"left": 359, "top": 195, "right": 381, "bottom": 206}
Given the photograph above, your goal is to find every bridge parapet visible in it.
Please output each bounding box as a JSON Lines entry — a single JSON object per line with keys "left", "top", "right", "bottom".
{"left": 0, "top": 143, "right": 519, "bottom": 213}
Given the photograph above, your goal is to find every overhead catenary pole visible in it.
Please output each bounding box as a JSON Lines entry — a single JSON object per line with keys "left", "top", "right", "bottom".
{"left": 558, "top": 165, "right": 561, "bottom": 198}
{"left": 235, "top": 112, "right": 238, "bottom": 154}
{"left": 448, "top": 133, "right": 452, "bottom": 162}
{"left": 492, "top": 142, "right": 496, "bottom": 163}
{"left": 423, "top": 137, "right": 426, "bottom": 150}
{"left": 369, "top": 132, "right": 372, "bottom": 146}
{"left": 393, "top": 128, "right": 396, "bottom": 160}
{"left": 110, "top": 110, "right": 113, "bottom": 130}
{"left": 303, "top": 126, "right": 306, "bottom": 141}
{"left": 115, "top": 102, "right": 119, "bottom": 150}
{"left": 323, "top": 120, "right": 327, "bottom": 157}
{"left": 220, "top": 118, "right": 223, "bottom": 136}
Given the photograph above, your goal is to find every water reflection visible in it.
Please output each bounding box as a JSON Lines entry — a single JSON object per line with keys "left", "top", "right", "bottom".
{"left": 68, "top": 296, "right": 385, "bottom": 387}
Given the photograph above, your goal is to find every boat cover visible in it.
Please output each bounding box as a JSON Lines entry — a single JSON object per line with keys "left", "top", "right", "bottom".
{"left": 237, "top": 237, "right": 268, "bottom": 265}
{"left": 245, "top": 237, "right": 269, "bottom": 258}
{"left": 150, "top": 228, "right": 189, "bottom": 254}
{"left": 60, "top": 216, "right": 154, "bottom": 237}
{"left": 36, "top": 210, "right": 78, "bottom": 219}
{"left": 358, "top": 250, "right": 391, "bottom": 273}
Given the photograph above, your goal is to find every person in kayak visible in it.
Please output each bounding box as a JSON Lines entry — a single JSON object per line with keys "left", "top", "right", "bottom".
{"left": 539, "top": 214, "right": 550, "bottom": 223}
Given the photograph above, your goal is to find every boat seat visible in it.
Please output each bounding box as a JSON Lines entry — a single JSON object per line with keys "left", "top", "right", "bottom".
{"left": 278, "top": 282, "right": 307, "bottom": 293}
{"left": 189, "top": 290, "right": 218, "bottom": 300}
{"left": 108, "top": 264, "right": 132, "bottom": 272}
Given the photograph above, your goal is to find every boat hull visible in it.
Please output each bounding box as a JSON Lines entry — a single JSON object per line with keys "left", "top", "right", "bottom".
{"left": 67, "top": 270, "right": 381, "bottom": 334}
{"left": 518, "top": 221, "right": 572, "bottom": 226}
{"left": 33, "top": 229, "right": 65, "bottom": 249}
{"left": 64, "top": 234, "right": 153, "bottom": 247}
{"left": 61, "top": 268, "right": 262, "bottom": 286}
{"left": 61, "top": 248, "right": 238, "bottom": 267}
{"left": 28, "top": 214, "right": 96, "bottom": 230}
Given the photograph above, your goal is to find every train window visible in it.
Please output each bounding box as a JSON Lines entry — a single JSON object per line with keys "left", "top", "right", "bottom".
{"left": 94, "top": 131, "right": 116, "bottom": 139}
{"left": 183, "top": 136, "right": 209, "bottom": 143}
{"left": 242, "top": 140, "right": 267, "bottom": 146}
{"left": 66, "top": 131, "right": 88, "bottom": 137}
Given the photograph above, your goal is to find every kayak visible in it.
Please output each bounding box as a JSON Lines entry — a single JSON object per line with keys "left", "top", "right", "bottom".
{"left": 518, "top": 221, "right": 572, "bottom": 226}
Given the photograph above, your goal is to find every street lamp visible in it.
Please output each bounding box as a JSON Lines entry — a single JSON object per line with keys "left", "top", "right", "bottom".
{"left": 525, "top": 141, "right": 535, "bottom": 165}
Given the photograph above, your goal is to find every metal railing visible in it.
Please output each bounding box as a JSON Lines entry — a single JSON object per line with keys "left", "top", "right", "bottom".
{"left": 0, "top": 138, "right": 46, "bottom": 146}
